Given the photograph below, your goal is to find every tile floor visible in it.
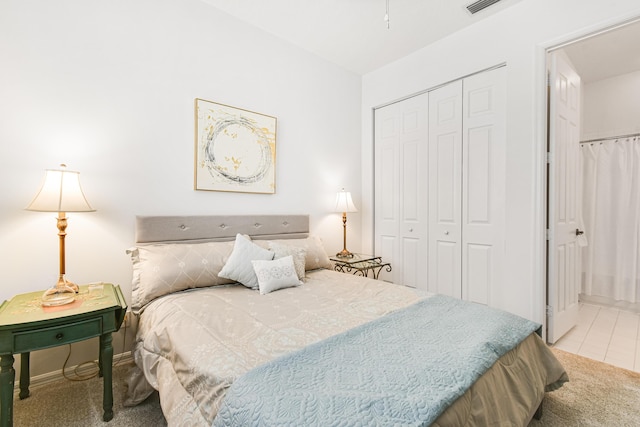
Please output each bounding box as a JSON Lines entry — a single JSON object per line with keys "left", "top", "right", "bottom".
{"left": 553, "top": 302, "right": 640, "bottom": 372}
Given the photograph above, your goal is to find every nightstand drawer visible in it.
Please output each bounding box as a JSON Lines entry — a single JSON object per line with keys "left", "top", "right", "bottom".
{"left": 13, "top": 318, "right": 102, "bottom": 353}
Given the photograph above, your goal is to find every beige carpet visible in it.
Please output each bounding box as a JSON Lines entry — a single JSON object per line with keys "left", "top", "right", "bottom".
{"left": 12, "top": 350, "right": 640, "bottom": 426}
{"left": 529, "top": 348, "right": 640, "bottom": 426}
{"left": 14, "top": 362, "right": 167, "bottom": 427}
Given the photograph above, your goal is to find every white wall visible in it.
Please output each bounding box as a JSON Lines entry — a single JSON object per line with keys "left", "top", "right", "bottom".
{"left": 0, "top": 0, "right": 361, "bottom": 376}
{"left": 362, "top": 0, "right": 640, "bottom": 324}
{"left": 583, "top": 70, "right": 640, "bottom": 140}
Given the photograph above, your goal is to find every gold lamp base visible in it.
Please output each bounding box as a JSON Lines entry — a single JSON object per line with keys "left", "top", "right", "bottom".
{"left": 56, "top": 274, "right": 79, "bottom": 293}
{"left": 42, "top": 287, "right": 75, "bottom": 306}
{"left": 335, "top": 249, "right": 354, "bottom": 258}
{"left": 41, "top": 275, "right": 78, "bottom": 307}
{"left": 336, "top": 210, "right": 355, "bottom": 259}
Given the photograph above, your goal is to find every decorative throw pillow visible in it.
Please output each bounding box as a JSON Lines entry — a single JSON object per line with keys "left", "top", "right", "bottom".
{"left": 269, "top": 242, "right": 306, "bottom": 280}
{"left": 252, "top": 256, "right": 302, "bottom": 295}
{"left": 218, "top": 234, "right": 275, "bottom": 289}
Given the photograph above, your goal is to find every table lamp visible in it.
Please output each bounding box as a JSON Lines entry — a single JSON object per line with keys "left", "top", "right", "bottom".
{"left": 25, "top": 164, "right": 95, "bottom": 306}
{"left": 334, "top": 188, "right": 357, "bottom": 258}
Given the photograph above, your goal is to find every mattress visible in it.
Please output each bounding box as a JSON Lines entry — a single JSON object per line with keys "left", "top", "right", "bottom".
{"left": 124, "top": 269, "right": 567, "bottom": 426}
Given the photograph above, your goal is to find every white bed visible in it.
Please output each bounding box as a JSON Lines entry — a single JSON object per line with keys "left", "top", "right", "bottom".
{"left": 123, "top": 215, "right": 567, "bottom": 426}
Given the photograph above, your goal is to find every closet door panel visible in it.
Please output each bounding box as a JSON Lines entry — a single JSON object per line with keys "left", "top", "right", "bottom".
{"left": 379, "top": 144, "right": 397, "bottom": 220}
{"left": 434, "top": 241, "right": 458, "bottom": 297}
{"left": 379, "top": 234, "right": 396, "bottom": 279}
{"left": 374, "top": 93, "right": 428, "bottom": 287}
{"left": 465, "top": 243, "right": 491, "bottom": 305}
{"left": 429, "top": 82, "right": 463, "bottom": 297}
{"left": 399, "top": 93, "right": 429, "bottom": 288}
{"left": 435, "top": 135, "right": 457, "bottom": 222}
{"left": 462, "top": 67, "right": 506, "bottom": 305}
{"left": 466, "top": 127, "right": 491, "bottom": 222}
{"left": 375, "top": 105, "right": 400, "bottom": 283}
{"left": 402, "top": 238, "right": 420, "bottom": 288}
{"left": 401, "top": 139, "right": 421, "bottom": 287}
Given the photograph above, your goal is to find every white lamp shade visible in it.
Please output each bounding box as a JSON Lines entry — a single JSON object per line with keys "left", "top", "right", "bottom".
{"left": 26, "top": 165, "right": 95, "bottom": 212}
{"left": 334, "top": 189, "right": 357, "bottom": 213}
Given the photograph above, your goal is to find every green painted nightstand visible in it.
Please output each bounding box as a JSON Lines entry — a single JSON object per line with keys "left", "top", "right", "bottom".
{"left": 0, "top": 283, "right": 127, "bottom": 427}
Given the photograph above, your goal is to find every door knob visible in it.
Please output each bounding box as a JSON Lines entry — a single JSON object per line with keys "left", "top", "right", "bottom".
{"left": 444, "top": 231, "right": 449, "bottom": 235}
{"left": 575, "top": 229, "right": 584, "bottom": 236}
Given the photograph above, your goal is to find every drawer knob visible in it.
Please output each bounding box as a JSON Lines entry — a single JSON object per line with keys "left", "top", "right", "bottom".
{"left": 56, "top": 333, "right": 64, "bottom": 340}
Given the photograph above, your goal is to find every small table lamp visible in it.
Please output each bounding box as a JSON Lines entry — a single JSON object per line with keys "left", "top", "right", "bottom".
{"left": 25, "top": 164, "right": 95, "bottom": 306}
{"left": 334, "top": 188, "right": 357, "bottom": 258}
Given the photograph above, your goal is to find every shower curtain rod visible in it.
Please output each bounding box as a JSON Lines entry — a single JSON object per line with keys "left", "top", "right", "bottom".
{"left": 580, "top": 132, "right": 640, "bottom": 144}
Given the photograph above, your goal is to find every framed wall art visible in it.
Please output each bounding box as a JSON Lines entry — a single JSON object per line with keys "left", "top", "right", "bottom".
{"left": 194, "top": 98, "right": 277, "bottom": 194}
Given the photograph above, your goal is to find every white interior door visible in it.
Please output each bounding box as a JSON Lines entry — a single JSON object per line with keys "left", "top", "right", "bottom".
{"left": 374, "top": 93, "right": 429, "bottom": 287}
{"left": 428, "top": 81, "right": 463, "bottom": 298}
{"left": 547, "top": 50, "right": 582, "bottom": 343}
{"left": 461, "top": 67, "right": 506, "bottom": 305}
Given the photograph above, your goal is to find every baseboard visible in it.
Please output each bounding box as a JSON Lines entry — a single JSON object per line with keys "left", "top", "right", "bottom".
{"left": 13, "top": 351, "right": 134, "bottom": 395}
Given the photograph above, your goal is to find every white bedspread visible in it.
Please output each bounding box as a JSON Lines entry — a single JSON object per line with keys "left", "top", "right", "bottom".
{"left": 125, "top": 269, "right": 425, "bottom": 426}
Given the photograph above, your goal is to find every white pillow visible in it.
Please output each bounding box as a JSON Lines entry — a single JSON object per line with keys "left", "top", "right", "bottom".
{"left": 252, "top": 256, "right": 302, "bottom": 295}
{"left": 255, "top": 236, "right": 331, "bottom": 271}
{"left": 269, "top": 242, "right": 306, "bottom": 280}
{"left": 218, "top": 234, "right": 275, "bottom": 289}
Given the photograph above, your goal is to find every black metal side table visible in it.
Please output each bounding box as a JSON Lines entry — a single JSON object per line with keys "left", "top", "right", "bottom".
{"left": 329, "top": 254, "right": 392, "bottom": 280}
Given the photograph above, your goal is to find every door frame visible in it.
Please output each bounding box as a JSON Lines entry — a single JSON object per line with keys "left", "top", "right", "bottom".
{"left": 537, "top": 16, "right": 640, "bottom": 343}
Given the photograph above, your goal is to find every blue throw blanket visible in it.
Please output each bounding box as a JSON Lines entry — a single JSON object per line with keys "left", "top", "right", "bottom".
{"left": 213, "top": 295, "right": 540, "bottom": 427}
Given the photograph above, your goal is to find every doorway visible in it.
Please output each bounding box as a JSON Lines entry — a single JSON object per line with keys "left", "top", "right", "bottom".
{"left": 546, "top": 19, "right": 640, "bottom": 346}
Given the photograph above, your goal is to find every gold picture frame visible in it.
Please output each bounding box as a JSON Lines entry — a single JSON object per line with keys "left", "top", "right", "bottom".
{"left": 194, "top": 98, "right": 277, "bottom": 193}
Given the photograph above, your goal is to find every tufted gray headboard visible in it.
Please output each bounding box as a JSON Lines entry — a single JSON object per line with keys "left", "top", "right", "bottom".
{"left": 135, "top": 215, "right": 310, "bottom": 244}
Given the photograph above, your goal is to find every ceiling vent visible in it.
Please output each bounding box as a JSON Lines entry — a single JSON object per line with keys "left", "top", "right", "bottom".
{"left": 466, "top": 0, "right": 502, "bottom": 15}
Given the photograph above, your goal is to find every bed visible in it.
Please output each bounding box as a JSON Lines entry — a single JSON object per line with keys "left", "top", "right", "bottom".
{"left": 123, "top": 214, "right": 567, "bottom": 426}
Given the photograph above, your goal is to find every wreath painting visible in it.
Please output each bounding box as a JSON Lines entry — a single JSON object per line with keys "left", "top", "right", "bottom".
{"left": 195, "top": 98, "right": 276, "bottom": 193}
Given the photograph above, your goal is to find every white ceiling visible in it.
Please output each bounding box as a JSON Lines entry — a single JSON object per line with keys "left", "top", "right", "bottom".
{"left": 562, "top": 19, "right": 640, "bottom": 83}
{"left": 200, "top": 0, "right": 525, "bottom": 75}
{"left": 200, "top": 1, "right": 640, "bottom": 81}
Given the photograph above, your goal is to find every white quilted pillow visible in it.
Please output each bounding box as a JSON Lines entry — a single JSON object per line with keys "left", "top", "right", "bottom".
{"left": 218, "top": 234, "right": 275, "bottom": 289}
{"left": 252, "top": 256, "right": 302, "bottom": 295}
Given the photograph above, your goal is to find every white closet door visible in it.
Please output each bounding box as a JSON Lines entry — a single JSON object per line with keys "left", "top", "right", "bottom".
{"left": 374, "top": 93, "right": 429, "bottom": 287}
{"left": 461, "top": 67, "right": 507, "bottom": 305}
{"left": 428, "top": 81, "right": 463, "bottom": 297}
{"left": 375, "top": 67, "right": 505, "bottom": 297}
